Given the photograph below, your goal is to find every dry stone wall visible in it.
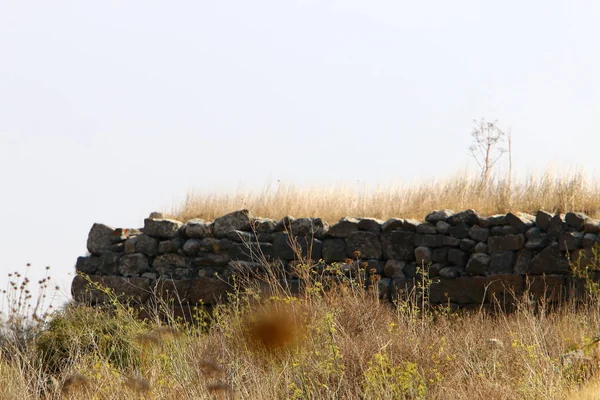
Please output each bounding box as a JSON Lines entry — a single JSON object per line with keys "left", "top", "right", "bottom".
{"left": 72, "top": 209, "right": 600, "bottom": 312}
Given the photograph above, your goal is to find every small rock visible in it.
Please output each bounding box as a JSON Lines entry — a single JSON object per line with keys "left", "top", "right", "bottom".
{"left": 469, "top": 225, "right": 490, "bottom": 242}
{"left": 505, "top": 212, "right": 535, "bottom": 233}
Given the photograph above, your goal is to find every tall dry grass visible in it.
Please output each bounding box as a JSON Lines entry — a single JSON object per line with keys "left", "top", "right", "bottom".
{"left": 3, "top": 262, "right": 600, "bottom": 399}
{"left": 169, "top": 170, "right": 600, "bottom": 223}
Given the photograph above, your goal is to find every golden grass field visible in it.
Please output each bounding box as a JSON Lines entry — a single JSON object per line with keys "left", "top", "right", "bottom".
{"left": 170, "top": 170, "right": 600, "bottom": 223}
{"left": 2, "top": 171, "right": 600, "bottom": 399}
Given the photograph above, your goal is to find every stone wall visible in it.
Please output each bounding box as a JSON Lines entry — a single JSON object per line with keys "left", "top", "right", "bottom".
{"left": 71, "top": 209, "right": 600, "bottom": 313}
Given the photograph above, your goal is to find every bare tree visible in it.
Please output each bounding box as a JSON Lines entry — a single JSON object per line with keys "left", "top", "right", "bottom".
{"left": 468, "top": 118, "right": 507, "bottom": 183}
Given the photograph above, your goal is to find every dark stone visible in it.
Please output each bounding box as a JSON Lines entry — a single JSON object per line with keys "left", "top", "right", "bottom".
{"left": 382, "top": 218, "right": 404, "bottom": 232}
{"left": 432, "top": 247, "right": 449, "bottom": 263}
{"left": 489, "top": 251, "right": 516, "bottom": 275}
{"left": 583, "top": 218, "right": 600, "bottom": 234}
{"left": 565, "top": 212, "right": 588, "bottom": 230}
{"left": 226, "top": 230, "right": 257, "bottom": 243}
{"left": 402, "top": 219, "right": 421, "bottom": 232}
{"left": 514, "top": 249, "right": 533, "bottom": 275}
{"left": 358, "top": 218, "right": 383, "bottom": 233}
{"left": 346, "top": 231, "right": 382, "bottom": 259}
{"left": 416, "top": 223, "right": 437, "bottom": 234}
{"left": 134, "top": 234, "right": 158, "bottom": 257}
{"left": 71, "top": 275, "right": 151, "bottom": 304}
{"left": 425, "top": 209, "right": 455, "bottom": 224}
{"left": 527, "top": 275, "right": 566, "bottom": 302}
{"left": 468, "top": 225, "right": 490, "bottom": 242}
{"left": 213, "top": 210, "right": 252, "bottom": 237}
{"left": 188, "top": 277, "right": 233, "bottom": 304}
{"left": 547, "top": 214, "right": 566, "bottom": 240}
{"left": 402, "top": 263, "right": 417, "bottom": 278}
{"left": 291, "top": 218, "right": 329, "bottom": 238}
{"left": 460, "top": 239, "right": 477, "bottom": 252}
{"left": 253, "top": 217, "right": 277, "bottom": 234}
{"left": 76, "top": 256, "right": 100, "bottom": 275}
{"left": 118, "top": 253, "right": 149, "bottom": 277}
{"left": 428, "top": 263, "right": 443, "bottom": 277}
{"left": 473, "top": 242, "right": 488, "bottom": 254}
{"left": 443, "top": 236, "right": 461, "bottom": 247}
{"left": 157, "top": 237, "right": 186, "bottom": 254}
{"left": 383, "top": 260, "right": 406, "bottom": 278}
{"left": 273, "top": 233, "right": 322, "bottom": 261}
{"left": 535, "top": 210, "right": 553, "bottom": 231}
{"left": 327, "top": 217, "right": 360, "bottom": 238}
{"left": 193, "top": 252, "right": 231, "bottom": 267}
{"left": 506, "top": 212, "right": 535, "bottom": 233}
{"left": 436, "top": 221, "right": 451, "bottom": 234}
{"left": 381, "top": 231, "right": 415, "bottom": 261}
{"left": 414, "top": 234, "right": 444, "bottom": 248}
{"left": 525, "top": 228, "right": 549, "bottom": 250}
{"left": 322, "top": 238, "right": 347, "bottom": 263}
{"left": 274, "top": 216, "right": 295, "bottom": 232}
{"left": 478, "top": 214, "right": 507, "bottom": 228}
{"left": 87, "top": 223, "right": 120, "bottom": 255}
{"left": 143, "top": 218, "right": 183, "bottom": 239}
{"left": 183, "top": 239, "right": 203, "bottom": 256}
{"left": 530, "top": 244, "right": 570, "bottom": 275}
{"left": 466, "top": 253, "right": 490, "bottom": 276}
{"left": 97, "top": 252, "right": 122, "bottom": 275}
{"left": 447, "top": 209, "right": 479, "bottom": 226}
{"left": 488, "top": 234, "right": 525, "bottom": 253}
{"left": 485, "top": 275, "right": 524, "bottom": 303}
{"left": 438, "top": 266, "right": 464, "bottom": 278}
{"left": 229, "top": 240, "right": 276, "bottom": 262}
{"left": 490, "top": 225, "right": 520, "bottom": 236}
{"left": 414, "top": 246, "right": 432, "bottom": 265}
{"left": 363, "top": 259, "right": 385, "bottom": 276}
{"left": 185, "top": 218, "right": 214, "bottom": 238}
{"left": 558, "top": 232, "right": 583, "bottom": 251}
{"left": 448, "top": 222, "right": 470, "bottom": 239}
{"left": 583, "top": 233, "right": 597, "bottom": 248}
{"left": 153, "top": 254, "right": 188, "bottom": 278}
{"left": 429, "top": 276, "right": 487, "bottom": 304}
{"left": 448, "top": 248, "right": 468, "bottom": 266}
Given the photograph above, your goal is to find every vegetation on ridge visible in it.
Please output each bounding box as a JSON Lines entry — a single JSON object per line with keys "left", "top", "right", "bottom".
{"left": 169, "top": 170, "right": 600, "bottom": 223}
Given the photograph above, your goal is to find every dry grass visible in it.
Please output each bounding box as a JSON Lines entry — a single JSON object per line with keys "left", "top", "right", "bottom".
{"left": 169, "top": 169, "right": 600, "bottom": 223}
{"left": 3, "top": 264, "right": 600, "bottom": 399}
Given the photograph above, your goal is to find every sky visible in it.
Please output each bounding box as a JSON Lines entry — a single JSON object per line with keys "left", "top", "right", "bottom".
{"left": 1, "top": 0, "right": 599, "bottom": 309}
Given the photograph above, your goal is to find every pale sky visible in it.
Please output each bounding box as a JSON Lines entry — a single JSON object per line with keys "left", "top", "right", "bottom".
{"left": 1, "top": 0, "right": 599, "bottom": 307}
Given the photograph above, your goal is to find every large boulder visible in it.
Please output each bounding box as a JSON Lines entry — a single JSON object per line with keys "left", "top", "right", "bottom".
{"left": 118, "top": 253, "right": 150, "bottom": 277}
{"left": 529, "top": 244, "right": 570, "bottom": 274}
{"left": 487, "top": 234, "right": 525, "bottom": 253}
{"left": 345, "top": 232, "right": 382, "bottom": 259}
{"left": 291, "top": 218, "right": 329, "bottom": 238}
{"left": 425, "top": 209, "right": 455, "bottom": 224}
{"left": 327, "top": 217, "right": 360, "bottom": 238}
{"left": 381, "top": 231, "right": 415, "bottom": 261}
{"left": 213, "top": 210, "right": 252, "bottom": 238}
{"left": 144, "top": 218, "right": 183, "bottom": 239}
{"left": 185, "top": 218, "right": 214, "bottom": 238}
{"left": 322, "top": 238, "right": 347, "bottom": 263}
{"left": 87, "top": 223, "right": 120, "bottom": 254}
{"left": 505, "top": 212, "right": 535, "bottom": 233}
